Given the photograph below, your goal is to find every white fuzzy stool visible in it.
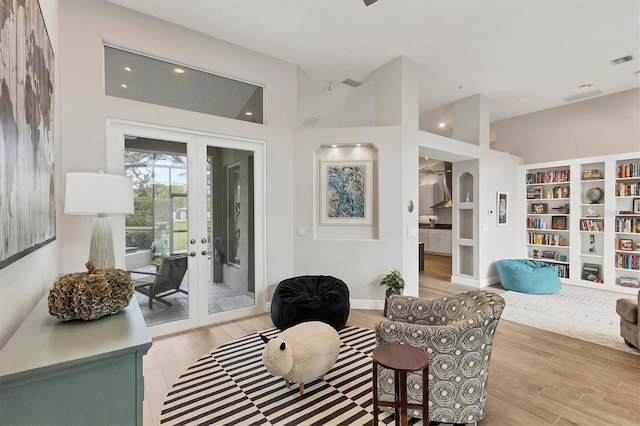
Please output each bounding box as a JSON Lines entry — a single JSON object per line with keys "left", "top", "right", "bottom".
{"left": 260, "top": 321, "right": 341, "bottom": 395}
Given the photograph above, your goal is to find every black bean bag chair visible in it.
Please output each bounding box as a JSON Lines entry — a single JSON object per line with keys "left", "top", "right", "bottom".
{"left": 271, "top": 275, "right": 350, "bottom": 331}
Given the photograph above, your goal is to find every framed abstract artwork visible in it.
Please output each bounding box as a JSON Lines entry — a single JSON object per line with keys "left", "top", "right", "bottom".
{"left": 320, "top": 160, "right": 372, "bottom": 225}
{"left": 0, "top": 0, "right": 55, "bottom": 269}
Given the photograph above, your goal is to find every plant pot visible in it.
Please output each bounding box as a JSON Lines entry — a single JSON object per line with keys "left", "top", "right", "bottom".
{"left": 383, "top": 288, "right": 395, "bottom": 317}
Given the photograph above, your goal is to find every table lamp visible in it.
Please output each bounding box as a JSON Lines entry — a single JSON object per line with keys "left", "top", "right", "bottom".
{"left": 64, "top": 171, "right": 134, "bottom": 269}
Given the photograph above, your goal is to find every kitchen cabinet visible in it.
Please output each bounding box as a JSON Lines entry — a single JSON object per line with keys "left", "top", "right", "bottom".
{"left": 425, "top": 229, "right": 452, "bottom": 255}
{"left": 419, "top": 228, "right": 429, "bottom": 244}
{"left": 419, "top": 184, "right": 434, "bottom": 215}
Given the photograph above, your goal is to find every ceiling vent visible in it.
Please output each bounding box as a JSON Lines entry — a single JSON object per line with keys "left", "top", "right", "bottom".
{"left": 342, "top": 78, "right": 363, "bottom": 87}
{"left": 562, "top": 89, "right": 603, "bottom": 103}
{"left": 610, "top": 55, "right": 633, "bottom": 65}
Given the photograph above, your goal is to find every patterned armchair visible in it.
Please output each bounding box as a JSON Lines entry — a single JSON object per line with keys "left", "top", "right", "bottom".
{"left": 375, "top": 290, "right": 505, "bottom": 424}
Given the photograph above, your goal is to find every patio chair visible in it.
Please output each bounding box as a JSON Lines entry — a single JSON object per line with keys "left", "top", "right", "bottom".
{"left": 131, "top": 254, "right": 188, "bottom": 309}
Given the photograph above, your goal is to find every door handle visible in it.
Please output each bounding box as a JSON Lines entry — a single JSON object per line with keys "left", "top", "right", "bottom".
{"left": 201, "top": 250, "right": 208, "bottom": 256}
{"left": 189, "top": 251, "right": 196, "bottom": 257}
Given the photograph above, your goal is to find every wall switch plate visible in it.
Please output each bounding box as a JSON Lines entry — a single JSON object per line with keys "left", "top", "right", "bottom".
{"left": 407, "top": 227, "right": 418, "bottom": 237}
{"left": 297, "top": 227, "right": 307, "bottom": 236}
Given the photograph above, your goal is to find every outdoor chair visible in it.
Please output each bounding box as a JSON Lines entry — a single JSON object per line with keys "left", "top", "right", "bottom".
{"left": 130, "top": 253, "right": 188, "bottom": 309}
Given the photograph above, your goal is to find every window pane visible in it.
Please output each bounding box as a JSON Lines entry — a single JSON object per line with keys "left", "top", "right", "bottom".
{"left": 105, "top": 46, "right": 263, "bottom": 123}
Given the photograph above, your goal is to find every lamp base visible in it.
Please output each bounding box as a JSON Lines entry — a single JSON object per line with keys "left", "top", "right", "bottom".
{"left": 89, "top": 214, "right": 115, "bottom": 269}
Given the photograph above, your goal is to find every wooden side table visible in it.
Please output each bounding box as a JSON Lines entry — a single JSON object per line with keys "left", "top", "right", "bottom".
{"left": 372, "top": 343, "right": 429, "bottom": 426}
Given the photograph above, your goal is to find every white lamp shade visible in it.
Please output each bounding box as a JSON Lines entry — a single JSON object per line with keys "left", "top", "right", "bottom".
{"left": 64, "top": 172, "right": 134, "bottom": 215}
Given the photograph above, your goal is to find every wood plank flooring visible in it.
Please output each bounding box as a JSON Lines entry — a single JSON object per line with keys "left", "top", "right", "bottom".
{"left": 142, "top": 254, "right": 640, "bottom": 425}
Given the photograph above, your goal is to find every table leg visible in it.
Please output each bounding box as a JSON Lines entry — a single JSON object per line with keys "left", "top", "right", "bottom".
{"left": 372, "top": 360, "right": 378, "bottom": 425}
{"left": 398, "top": 371, "right": 408, "bottom": 426}
{"left": 422, "top": 366, "right": 429, "bottom": 423}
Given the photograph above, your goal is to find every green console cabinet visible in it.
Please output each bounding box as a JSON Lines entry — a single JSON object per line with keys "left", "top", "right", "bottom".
{"left": 0, "top": 294, "right": 152, "bottom": 425}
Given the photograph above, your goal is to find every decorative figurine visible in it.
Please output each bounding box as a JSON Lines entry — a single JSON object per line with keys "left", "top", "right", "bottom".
{"left": 533, "top": 249, "right": 539, "bottom": 259}
{"left": 589, "top": 234, "right": 596, "bottom": 253}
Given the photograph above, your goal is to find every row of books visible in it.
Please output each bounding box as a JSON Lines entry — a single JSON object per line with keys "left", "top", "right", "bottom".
{"left": 615, "top": 217, "right": 640, "bottom": 234}
{"left": 618, "top": 276, "right": 640, "bottom": 288}
{"left": 526, "top": 186, "right": 570, "bottom": 199}
{"left": 579, "top": 219, "right": 604, "bottom": 232}
{"left": 615, "top": 254, "right": 639, "bottom": 270}
{"left": 526, "top": 169, "right": 570, "bottom": 184}
{"left": 615, "top": 182, "right": 640, "bottom": 197}
{"left": 552, "top": 264, "right": 570, "bottom": 278}
{"left": 527, "top": 233, "right": 566, "bottom": 246}
{"left": 526, "top": 217, "right": 549, "bottom": 229}
{"left": 617, "top": 162, "right": 640, "bottom": 179}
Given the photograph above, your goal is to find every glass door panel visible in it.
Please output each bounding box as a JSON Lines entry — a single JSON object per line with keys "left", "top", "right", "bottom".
{"left": 124, "top": 140, "right": 190, "bottom": 328}
{"left": 196, "top": 139, "right": 262, "bottom": 323}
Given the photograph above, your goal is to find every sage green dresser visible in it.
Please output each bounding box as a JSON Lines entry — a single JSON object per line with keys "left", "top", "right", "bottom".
{"left": 0, "top": 294, "right": 152, "bottom": 425}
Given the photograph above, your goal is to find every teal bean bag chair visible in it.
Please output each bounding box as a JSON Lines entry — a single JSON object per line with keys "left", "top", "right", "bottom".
{"left": 496, "top": 259, "right": 561, "bottom": 294}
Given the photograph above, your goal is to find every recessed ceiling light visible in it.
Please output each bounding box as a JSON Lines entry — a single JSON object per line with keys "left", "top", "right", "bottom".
{"left": 331, "top": 144, "right": 337, "bottom": 148}
{"left": 174, "top": 68, "right": 185, "bottom": 74}
{"left": 120, "top": 84, "right": 127, "bottom": 89}
{"left": 424, "top": 157, "right": 429, "bottom": 160}
{"left": 578, "top": 83, "right": 593, "bottom": 89}
{"left": 245, "top": 111, "right": 253, "bottom": 116}
{"left": 438, "top": 122, "right": 446, "bottom": 129}
{"left": 124, "top": 66, "right": 131, "bottom": 72}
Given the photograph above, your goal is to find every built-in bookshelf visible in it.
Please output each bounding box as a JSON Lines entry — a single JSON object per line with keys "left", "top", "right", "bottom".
{"left": 579, "top": 161, "right": 605, "bottom": 284}
{"left": 525, "top": 166, "right": 571, "bottom": 278}
{"left": 521, "top": 153, "right": 640, "bottom": 294}
{"left": 614, "top": 158, "right": 640, "bottom": 291}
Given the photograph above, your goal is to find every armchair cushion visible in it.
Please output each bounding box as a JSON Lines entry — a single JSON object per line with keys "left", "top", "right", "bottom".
{"left": 616, "top": 298, "right": 638, "bottom": 324}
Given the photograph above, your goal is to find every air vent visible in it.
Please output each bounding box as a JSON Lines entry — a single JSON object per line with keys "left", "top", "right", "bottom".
{"left": 610, "top": 55, "right": 633, "bottom": 65}
{"left": 562, "top": 89, "right": 603, "bottom": 103}
{"left": 342, "top": 78, "right": 363, "bottom": 87}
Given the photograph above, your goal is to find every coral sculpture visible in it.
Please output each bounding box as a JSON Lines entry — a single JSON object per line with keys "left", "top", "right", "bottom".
{"left": 48, "top": 262, "right": 134, "bottom": 321}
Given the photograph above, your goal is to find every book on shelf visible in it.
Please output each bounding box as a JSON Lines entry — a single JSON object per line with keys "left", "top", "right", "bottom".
{"left": 615, "top": 181, "right": 640, "bottom": 197}
{"left": 616, "top": 162, "right": 640, "bottom": 179}
{"left": 615, "top": 217, "right": 640, "bottom": 233}
{"left": 579, "top": 219, "right": 604, "bottom": 232}
{"left": 615, "top": 253, "right": 640, "bottom": 270}
{"left": 618, "top": 277, "right": 640, "bottom": 288}
{"left": 526, "top": 169, "right": 570, "bottom": 184}
{"left": 581, "top": 263, "right": 600, "bottom": 281}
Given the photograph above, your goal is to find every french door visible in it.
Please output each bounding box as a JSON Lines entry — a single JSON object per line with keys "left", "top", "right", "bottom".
{"left": 108, "top": 120, "right": 265, "bottom": 337}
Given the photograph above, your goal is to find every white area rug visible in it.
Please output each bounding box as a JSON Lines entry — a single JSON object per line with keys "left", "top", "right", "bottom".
{"left": 500, "top": 285, "right": 638, "bottom": 355}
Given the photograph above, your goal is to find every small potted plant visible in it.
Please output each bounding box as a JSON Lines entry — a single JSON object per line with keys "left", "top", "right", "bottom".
{"left": 381, "top": 269, "right": 405, "bottom": 316}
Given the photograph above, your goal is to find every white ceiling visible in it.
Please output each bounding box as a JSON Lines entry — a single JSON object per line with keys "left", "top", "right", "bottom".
{"left": 109, "top": 0, "right": 639, "bottom": 134}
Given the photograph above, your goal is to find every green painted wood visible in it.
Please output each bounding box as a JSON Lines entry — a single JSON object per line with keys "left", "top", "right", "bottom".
{"left": 0, "top": 295, "right": 152, "bottom": 426}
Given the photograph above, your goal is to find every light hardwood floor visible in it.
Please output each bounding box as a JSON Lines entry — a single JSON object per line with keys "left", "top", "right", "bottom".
{"left": 143, "top": 254, "right": 640, "bottom": 425}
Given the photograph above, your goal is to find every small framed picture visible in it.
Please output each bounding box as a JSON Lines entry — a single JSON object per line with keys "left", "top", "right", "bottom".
{"left": 531, "top": 203, "right": 548, "bottom": 214}
{"left": 541, "top": 250, "right": 557, "bottom": 260}
{"left": 633, "top": 198, "right": 640, "bottom": 214}
{"left": 581, "top": 263, "right": 600, "bottom": 281}
{"left": 551, "top": 216, "right": 567, "bottom": 230}
{"left": 497, "top": 192, "right": 508, "bottom": 226}
{"left": 619, "top": 238, "right": 634, "bottom": 251}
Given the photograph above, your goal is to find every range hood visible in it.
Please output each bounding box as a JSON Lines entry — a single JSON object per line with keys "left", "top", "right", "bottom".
{"left": 431, "top": 162, "right": 453, "bottom": 209}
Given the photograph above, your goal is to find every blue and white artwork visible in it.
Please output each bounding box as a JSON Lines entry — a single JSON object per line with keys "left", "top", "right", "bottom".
{"left": 0, "top": 0, "right": 55, "bottom": 269}
{"left": 321, "top": 161, "right": 372, "bottom": 225}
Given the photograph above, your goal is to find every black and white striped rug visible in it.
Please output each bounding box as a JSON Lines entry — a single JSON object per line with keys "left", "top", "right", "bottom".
{"left": 160, "top": 326, "right": 427, "bottom": 425}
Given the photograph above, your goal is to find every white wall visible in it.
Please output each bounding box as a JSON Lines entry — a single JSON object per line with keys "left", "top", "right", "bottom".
{"left": 494, "top": 88, "right": 640, "bottom": 163}
{"left": 0, "top": 0, "right": 61, "bottom": 348}
{"left": 293, "top": 126, "right": 409, "bottom": 306}
{"left": 57, "top": 0, "right": 296, "bottom": 290}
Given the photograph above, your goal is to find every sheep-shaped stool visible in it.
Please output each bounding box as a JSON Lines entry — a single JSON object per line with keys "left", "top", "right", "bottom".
{"left": 260, "top": 321, "right": 341, "bottom": 396}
